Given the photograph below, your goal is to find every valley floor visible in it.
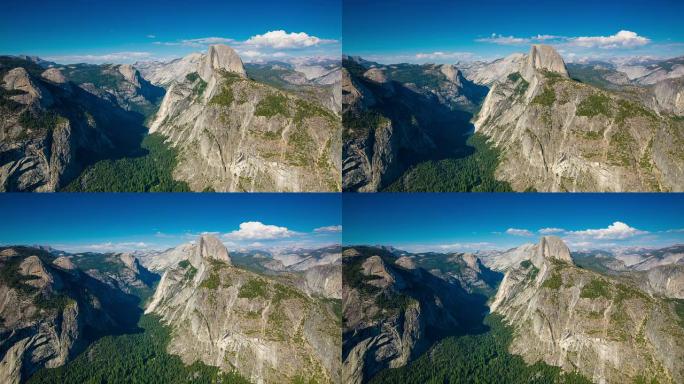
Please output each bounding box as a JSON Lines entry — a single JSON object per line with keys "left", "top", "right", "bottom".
{"left": 62, "top": 133, "right": 191, "bottom": 192}
{"left": 368, "top": 315, "right": 592, "bottom": 384}
{"left": 26, "top": 314, "right": 251, "bottom": 384}
{"left": 383, "top": 133, "right": 514, "bottom": 192}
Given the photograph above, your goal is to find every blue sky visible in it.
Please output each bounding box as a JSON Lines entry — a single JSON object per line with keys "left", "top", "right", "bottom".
{"left": 0, "top": 194, "right": 341, "bottom": 252}
{"left": 0, "top": 0, "right": 341, "bottom": 63}
{"left": 343, "top": 194, "right": 684, "bottom": 252}
{"left": 343, "top": 0, "right": 684, "bottom": 63}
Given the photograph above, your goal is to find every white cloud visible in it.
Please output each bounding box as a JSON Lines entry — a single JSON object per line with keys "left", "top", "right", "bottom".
{"left": 223, "top": 221, "right": 298, "bottom": 240}
{"left": 475, "top": 30, "right": 651, "bottom": 50}
{"left": 539, "top": 227, "right": 565, "bottom": 234}
{"left": 534, "top": 34, "right": 562, "bottom": 41}
{"left": 43, "top": 51, "right": 153, "bottom": 64}
{"left": 476, "top": 33, "right": 531, "bottom": 45}
{"left": 146, "top": 34, "right": 156, "bottom": 39}
{"left": 506, "top": 228, "right": 534, "bottom": 237}
{"left": 314, "top": 225, "right": 342, "bottom": 233}
{"left": 415, "top": 51, "right": 474, "bottom": 60}
{"left": 245, "top": 30, "right": 337, "bottom": 49}
{"left": 569, "top": 30, "right": 650, "bottom": 49}
{"left": 568, "top": 221, "right": 648, "bottom": 240}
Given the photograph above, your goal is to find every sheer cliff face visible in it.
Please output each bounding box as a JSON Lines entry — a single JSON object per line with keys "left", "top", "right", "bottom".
{"left": 145, "top": 235, "right": 341, "bottom": 384}
{"left": 149, "top": 45, "right": 341, "bottom": 192}
{"left": 491, "top": 236, "right": 684, "bottom": 384}
{"left": 0, "top": 59, "right": 160, "bottom": 191}
{"left": 341, "top": 58, "right": 487, "bottom": 192}
{"left": 342, "top": 247, "right": 493, "bottom": 384}
{"left": 0, "top": 247, "right": 144, "bottom": 384}
{"left": 475, "top": 45, "right": 684, "bottom": 192}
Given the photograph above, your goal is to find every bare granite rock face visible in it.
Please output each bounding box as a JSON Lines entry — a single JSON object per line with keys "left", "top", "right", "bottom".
{"left": 145, "top": 235, "right": 340, "bottom": 384}
{"left": 1, "top": 57, "right": 164, "bottom": 191}
{"left": 475, "top": 45, "right": 684, "bottom": 192}
{"left": 522, "top": 44, "right": 569, "bottom": 81}
{"left": 479, "top": 243, "right": 537, "bottom": 271}
{"left": 199, "top": 45, "right": 246, "bottom": 81}
{"left": 3, "top": 68, "right": 53, "bottom": 107}
{"left": 40, "top": 68, "right": 67, "bottom": 84}
{"left": 639, "top": 264, "right": 684, "bottom": 299}
{"left": 491, "top": 237, "right": 684, "bottom": 384}
{"left": 342, "top": 246, "right": 491, "bottom": 384}
{"left": 460, "top": 53, "right": 527, "bottom": 85}
{"left": 149, "top": 45, "right": 341, "bottom": 192}
{"left": 653, "top": 77, "right": 684, "bottom": 116}
{"left": 341, "top": 57, "right": 487, "bottom": 192}
{"left": 303, "top": 264, "right": 342, "bottom": 299}
{"left": 135, "top": 53, "right": 205, "bottom": 87}
{"left": 0, "top": 247, "right": 139, "bottom": 384}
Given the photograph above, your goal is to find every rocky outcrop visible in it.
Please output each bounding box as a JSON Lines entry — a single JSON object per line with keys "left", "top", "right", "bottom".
{"left": 479, "top": 243, "right": 537, "bottom": 271}
{"left": 475, "top": 45, "right": 684, "bottom": 192}
{"left": 71, "top": 63, "right": 165, "bottom": 114}
{"left": 653, "top": 77, "right": 684, "bottom": 116}
{"left": 198, "top": 45, "right": 246, "bottom": 81}
{"left": 149, "top": 45, "right": 341, "bottom": 192}
{"left": 135, "top": 53, "right": 205, "bottom": 87}
{"left": 342, "top": 246, "right": 489, "bottom": 384}
{"left": 195, "top": 234, "right": 231, "bottom": 264}
{"left": 3, "top": 67, "right": 52, "bottom": 107}
{"left": 1, "top": 56, "right": 162, "bottom": 191}
{"left": 136, "top": 243, "right": 197, "bottom": 273}
{"left": 641, "top": 264, "right": 684, "bottom": 299}
{"left": 67, "top": 252, "right": 158, "bottom": 296}
{"left": 41, "top": 68, "right": 66, "bottom": 84}
{"left": 532, "top": 235, "right": 573, "bottom": 266}
{"left": 460, "top": 53, "right": 527, "bottom": 85}
{"left": 522, "top": 44, "right": 569, "bottom": 80}
{"left": 52, "top": 256, "right": 76, "bottom": 270}
{"left": 145, "top": 235, "right": 340, "bottom": 384}
{"left": 0, "top": 247, "right": 141, "bottom": 384}
{"left": 303, "top": 264, "right": 342, "bottom": 299}
{"left": 491, "top": 237, "right": 684, "bottom": 384}
{"left": 342, "top": 58, "right": 487, "bottom": 191}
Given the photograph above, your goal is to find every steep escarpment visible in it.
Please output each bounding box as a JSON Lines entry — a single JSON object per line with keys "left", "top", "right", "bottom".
{"left": 0, "top": 246, "right": 144, "bottom": 384}
{"left": 145, "top": 235, "right": 341, "bottom": 384}
{"left": 66, "top": 251, "right": 159, "bottom": 297}
{"left": 491, "top": 236, "right": 684, "bottom": 383}
{"left": 572, "top": 245, "right": 684, "bottom": 299}
{"left": 342, "top": 246, "right": 492, "bottom": 384}
{"left": 475, "top": 44, "right": 684, "bottom": 191}
{"left": 342, "top": 57, "right": 488, "bottom": 192}
{"left": 0, "top": 57, "right": 160, "bottom": 191}
{"left": 149, "top": 45, "right": 341, "bottom": 192}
